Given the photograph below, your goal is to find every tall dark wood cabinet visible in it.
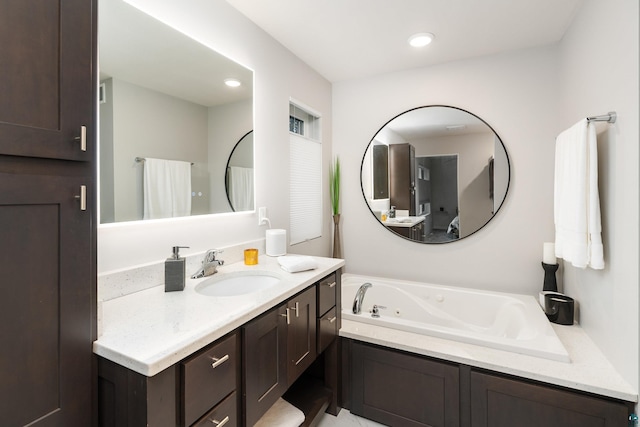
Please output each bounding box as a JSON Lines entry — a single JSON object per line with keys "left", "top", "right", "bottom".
{"left": 389, "top": 143, "right": 417, "bottom": 215}
{"left": 0, "top": 1, "right": 97, "bottom": 426}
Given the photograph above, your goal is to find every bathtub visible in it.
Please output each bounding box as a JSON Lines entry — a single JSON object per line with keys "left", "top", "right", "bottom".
{"left": 342, "top": 274, "right": 570, "bottom": 362}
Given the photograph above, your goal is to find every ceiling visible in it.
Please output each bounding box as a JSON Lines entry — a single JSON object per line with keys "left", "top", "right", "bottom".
{"left": 225, "top": 0, "right": 584, "bottom": 83}
{"left": 99, "top": 0, "right": 253, "bottom": 107}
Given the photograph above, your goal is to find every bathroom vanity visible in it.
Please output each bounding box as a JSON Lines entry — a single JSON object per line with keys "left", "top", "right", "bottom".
{"left": 94, "top": 256, "right": 343, "bottom": 426}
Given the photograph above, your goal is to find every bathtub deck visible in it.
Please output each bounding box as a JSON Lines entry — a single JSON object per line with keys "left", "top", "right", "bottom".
{"left": 340, "top": 319, "right": 637, "bottom": 403}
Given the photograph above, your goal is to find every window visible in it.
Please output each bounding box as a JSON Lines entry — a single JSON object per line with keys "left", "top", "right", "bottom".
{"left": 289, "top": 101, "right": 322, "bottom": 244}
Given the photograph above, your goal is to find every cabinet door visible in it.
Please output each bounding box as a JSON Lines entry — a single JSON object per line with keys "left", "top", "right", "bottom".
{"left": 287, "top": 286, "right": 317, "bottom": 385}
{"left": 470, "top": 371, "right": 630, "bottom": 427}
{"left": 0, "top": 172, "right": 93, "bottom": 426}
{"left": 242, "top": 304, "right": 288, "bottom": 427}
{"left": 0, "top": 0, "right": 95, "bottom": 161}
{"left": 351, "top": 342, "right": 460, "bottom": 427}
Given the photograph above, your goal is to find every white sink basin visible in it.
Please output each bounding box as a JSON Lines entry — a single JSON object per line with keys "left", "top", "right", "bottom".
{"left": 195, "top": 272, "right": 281, "bottom": 297}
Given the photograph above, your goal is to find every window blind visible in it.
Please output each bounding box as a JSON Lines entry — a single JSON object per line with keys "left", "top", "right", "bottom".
{"left": 290, "top": 132, "right": 322, "bottom": 244}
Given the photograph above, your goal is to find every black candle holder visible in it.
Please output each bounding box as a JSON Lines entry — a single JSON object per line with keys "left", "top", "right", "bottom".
{"left": 542, "top": 262, "right": 559, "bottom": 292}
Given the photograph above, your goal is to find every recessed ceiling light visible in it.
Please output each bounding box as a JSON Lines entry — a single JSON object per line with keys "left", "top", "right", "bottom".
{"left": 408, "top": 33, "right": 435, "bottom": 48}
{"left": 224, "top": 78, "right": 241, "bottom": 88}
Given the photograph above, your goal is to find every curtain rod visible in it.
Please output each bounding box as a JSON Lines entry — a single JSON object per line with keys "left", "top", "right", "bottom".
{"left": 135, "top": 157, "right": 194, "bottom": 165}
{"left": 587, "top": 111, "right": 616, "bottom": 123}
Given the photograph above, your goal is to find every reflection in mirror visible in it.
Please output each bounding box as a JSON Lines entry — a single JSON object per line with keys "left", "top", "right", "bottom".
{"left": 361, "top": 106, "right": 510, "bottom": 244}
{"left": 98, "top": 0, "right": 254, "bottom": 224}
{"left": 225, "top": 131, "right": 254, "bottom": 212}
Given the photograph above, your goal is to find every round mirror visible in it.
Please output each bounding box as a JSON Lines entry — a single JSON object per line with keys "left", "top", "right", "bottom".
{"left": 361, "top": 106, "right": 510, "bottom": 243}
{"left": 225, "top": 131, "right": 254, "bottom": 212}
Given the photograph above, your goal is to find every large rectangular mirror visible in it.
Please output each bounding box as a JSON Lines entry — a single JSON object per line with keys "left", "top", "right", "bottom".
{"left": 98, "top": 0, "right": 254, "bottom": 224}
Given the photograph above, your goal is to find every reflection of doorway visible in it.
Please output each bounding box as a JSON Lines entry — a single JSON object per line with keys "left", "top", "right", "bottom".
{"left": 418, "top": 155, "right": 459, "bottom": 243}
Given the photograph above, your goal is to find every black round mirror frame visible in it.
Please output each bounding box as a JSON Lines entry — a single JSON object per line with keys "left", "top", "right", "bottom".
{"left": 360, "top": 105, "right": 511, "bottom": 244}
{"left": 225, "top": 130, "right": 253, "bottom": 212}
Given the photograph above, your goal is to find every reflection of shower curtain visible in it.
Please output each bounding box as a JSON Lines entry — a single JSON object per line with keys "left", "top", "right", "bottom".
{"left": 228, "top": 166, "right": 254, "bottom": 211}
{"left": 143, "top": 158, "right": 192, "bottom": 219}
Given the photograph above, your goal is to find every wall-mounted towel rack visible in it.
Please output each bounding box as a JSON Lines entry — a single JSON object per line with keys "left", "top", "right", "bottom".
{"left": 135, "top": 157, "right": 194, "bottom": 165}
{"left": 587, "top": 111, "right": 616, "bottom": 123}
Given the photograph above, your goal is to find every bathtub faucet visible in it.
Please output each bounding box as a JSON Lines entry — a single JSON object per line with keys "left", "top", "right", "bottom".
{"left": 352, "top": 282, "right": 372, "bottom": 314}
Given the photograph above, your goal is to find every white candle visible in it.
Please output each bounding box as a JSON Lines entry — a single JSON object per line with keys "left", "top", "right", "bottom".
{"left": 543, "top": 242, "right": 556, "bottom": 264}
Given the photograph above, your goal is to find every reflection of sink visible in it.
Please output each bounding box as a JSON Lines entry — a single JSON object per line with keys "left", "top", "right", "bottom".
{"left": 195, "top": 272, "right": 281, "bottom": 297}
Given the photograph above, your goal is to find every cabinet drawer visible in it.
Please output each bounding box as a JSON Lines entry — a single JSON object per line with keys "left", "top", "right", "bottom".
{"left": 317, "top": 273, "right": 337, "bottom": 316}
{"left": 182, "top": 333, "right": 238, "bottom": 427}
{"left": 192, "top": 391, "right": 238, "bottom": 427}
{"left": 317, "top": 306, "right": 338, "bottom": 354}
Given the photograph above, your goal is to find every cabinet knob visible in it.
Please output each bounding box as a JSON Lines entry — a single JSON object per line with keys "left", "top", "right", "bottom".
{"left": 209, "top": 354, "right": 229, "bottom": 369}
{"left": 208, "top": 415, "right": 229, "bottom": 426}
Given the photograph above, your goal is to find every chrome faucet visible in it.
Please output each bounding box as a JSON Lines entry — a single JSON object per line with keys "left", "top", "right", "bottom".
{"left": 190, "top": 249, "right": 224, "bottom": 279}
{"left": 352, "top": 282, "right": 372, "bottom": 314}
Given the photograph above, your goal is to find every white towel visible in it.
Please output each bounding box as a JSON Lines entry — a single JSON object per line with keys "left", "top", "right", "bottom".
{"left": 143, "top": 158, "right": 192, "bottom": 219}
{"left": 554, "top": 119, "right": 604, "bottom": 269}
{"left": 254, "top": 398, "right": 304, "bottom": 427}
{"left": 277, "top": 255, "right": 318, "bottom": 273}
{"left": 228, "top": 166, "right": 254, "bottom": 211}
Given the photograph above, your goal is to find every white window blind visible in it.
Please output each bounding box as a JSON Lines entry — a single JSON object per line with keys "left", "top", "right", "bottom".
{"left": 290, "top": 132, "right": 322, "bottom": 244}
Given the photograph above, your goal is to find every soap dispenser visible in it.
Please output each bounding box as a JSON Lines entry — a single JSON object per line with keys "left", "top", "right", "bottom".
{"left": 165, "top": 246, "right": 189, "bottom": 292}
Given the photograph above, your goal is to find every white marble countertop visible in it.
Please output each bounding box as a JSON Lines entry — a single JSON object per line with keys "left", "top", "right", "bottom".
{"left": 340, "top": 319, "right": 637, "bottom": 402}
{"left": 93, "top": 255, "right": 344, "bottom": 376}
{"left": 382, "top": 216, "right": 425, "bottom": 228}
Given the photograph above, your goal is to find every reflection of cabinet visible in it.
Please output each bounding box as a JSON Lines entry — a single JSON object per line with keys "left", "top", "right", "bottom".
{"left": 388, "top": 222, "right": 423, "bottom": 240}
{"left": 389, "top": 143, "right": 416, "bottom": 215}
{"left": 346, "top": 340, "right": 632, "bottom": 427}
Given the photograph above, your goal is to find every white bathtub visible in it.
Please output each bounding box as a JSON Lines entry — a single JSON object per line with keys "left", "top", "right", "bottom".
{"left": 342, "top": 274, "right": 570, "bottom": 362}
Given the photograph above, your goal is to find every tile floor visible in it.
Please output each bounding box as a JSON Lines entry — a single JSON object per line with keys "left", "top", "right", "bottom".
{"left": 317, "top": 410, "right": 386, "bottom": 427}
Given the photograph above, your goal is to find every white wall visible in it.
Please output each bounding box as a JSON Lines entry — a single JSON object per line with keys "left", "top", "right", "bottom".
{"left": 98, "top": 0, "right": 333, "bottom": 272}
{"left": 559, "top": 0, "right": 639, "bottom": 392}
{"left": 333, "top": 46, "right": 562, "bottom": 294}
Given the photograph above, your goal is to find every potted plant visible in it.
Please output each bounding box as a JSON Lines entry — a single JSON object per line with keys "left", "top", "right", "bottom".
{"left": 330, "top": 157, "right": 342, "bottom": 258}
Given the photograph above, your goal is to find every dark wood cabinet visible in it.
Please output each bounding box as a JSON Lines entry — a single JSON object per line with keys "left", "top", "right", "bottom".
{"left": 286, "top": 286, "right": 317, "bottom": 385}
{"left": 350, "top": 341, "right": 460, "bottom": 427}
{"left": 98, "top": 270, "right": 342, "bottom": 427}
{"left": 182, "top": 333, "right": 240, "bottom": 426}
{"left": 345, "top": 339, "right": 632, "bottom": 427}
{"left": 0, "top": 0, "right": 97, "bottom": 426}
{"left": 470, "top": 371, "right": 630, "bottom": 427}
{"left": 242, "top": 304, "right": 289, "bottom": 426}
{"left": 0, "top": 0, "right": 95, "bottom": 161}
{"left": 389, "top": 143, "right": 416, "bottom": 215}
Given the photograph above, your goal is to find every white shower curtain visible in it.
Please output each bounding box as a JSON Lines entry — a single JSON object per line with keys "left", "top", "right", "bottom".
{"left": 143, "top": 158, "right": 192, "bottom": 219}
{"left": 228, "top": 166, "right": 254, "bottom": 211}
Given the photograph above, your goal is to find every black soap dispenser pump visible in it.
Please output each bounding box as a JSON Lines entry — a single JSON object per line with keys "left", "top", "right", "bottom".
{"left": 165, "top": 246, "right": 189, "bottom": 292}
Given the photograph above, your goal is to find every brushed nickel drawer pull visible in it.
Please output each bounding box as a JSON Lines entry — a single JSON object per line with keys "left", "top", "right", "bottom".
{"left": 291, "top": 301, "right": 299, "bottom": 317}
{"left": 209, "top": 415, "right": 229, "bottom": 426}
{"left": 280, "top": 308, "right": 290, "bottom": 325}
{"left": 209, "top": 354, "right": 229, "bottom": 369}
{"left": 74, "top": 185, "right": 87, "bottom": 211}
{"left": 74, "top": 125, "right": 87, "bottom": 151}
{"left": 327, "top": 316, "right": 337, "bottom": 323}
{"left": 325, "top": 281, "right": 337, "bottom": 288}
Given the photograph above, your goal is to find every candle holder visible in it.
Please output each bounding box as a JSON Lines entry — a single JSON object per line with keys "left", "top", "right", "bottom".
{"left": 542, "top": 262, "right": 559, "bottom": 292}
